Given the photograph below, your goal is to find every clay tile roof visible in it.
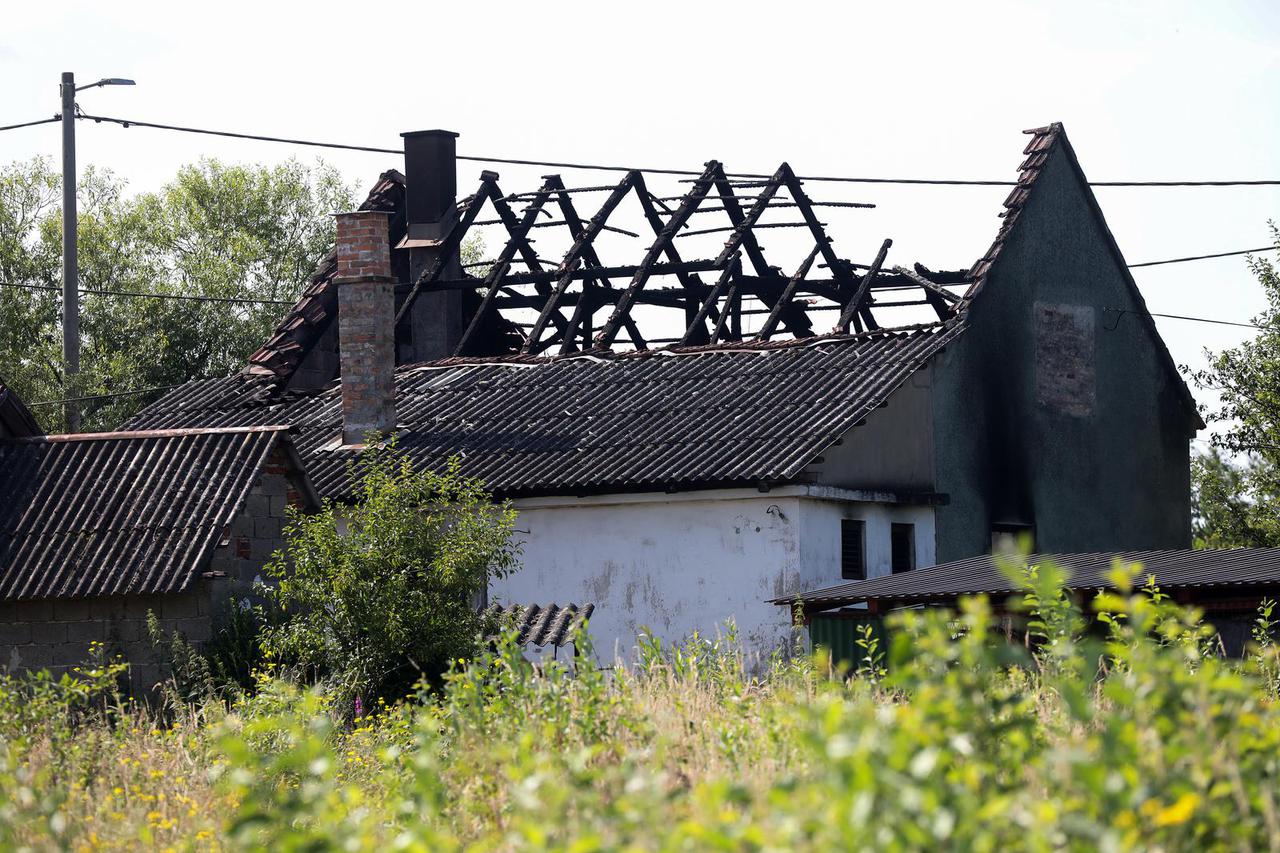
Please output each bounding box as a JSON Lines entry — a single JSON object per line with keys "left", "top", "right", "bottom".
{"left": 965, "top": 123, "right": 1062, "bottom": 293}
{"left": 0, "top": 426, "right": 311, "bottom": 601}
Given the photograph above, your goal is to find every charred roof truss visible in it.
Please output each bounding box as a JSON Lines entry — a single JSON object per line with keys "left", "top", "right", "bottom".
{"left": 392, "top": 160, "right": 971, "bottom": 359}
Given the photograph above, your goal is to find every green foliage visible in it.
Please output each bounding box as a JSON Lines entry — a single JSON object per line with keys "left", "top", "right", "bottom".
{"left": 260, "top": 442, "right": 520, "bottom": 715}
{"left": 9, "top": 563, "right": 1280, "bottom": 849}
{"left": 1193, "top": 223, "right": 1280, "bottom": 546}
{"left": 0, "top": 156, "right": 353, "bottom": 430}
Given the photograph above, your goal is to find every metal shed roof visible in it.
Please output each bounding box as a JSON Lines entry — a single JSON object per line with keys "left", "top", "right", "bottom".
{"left": 128, "top": 324, "right": 961, "bottom": 500}
{"left": 774, "top": 548, "right": 1280, "bottom": 610}
{"left": 0, "top": 425, "right": 307, "bottom": 601}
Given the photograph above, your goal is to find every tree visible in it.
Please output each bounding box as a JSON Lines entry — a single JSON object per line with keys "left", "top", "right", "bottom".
{"left": 1192, "top": 223, "right": 1280, "bottom": 546}
{"left": 259, "top": 443, "right": 520, "bottom": 715}
{"left": 0, "top": 157, "right": 353, "bottom": 431}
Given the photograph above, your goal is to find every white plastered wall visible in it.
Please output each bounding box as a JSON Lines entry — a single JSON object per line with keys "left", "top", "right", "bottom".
{"left": 490, "top": 487, "right": 935, "bottom": 666}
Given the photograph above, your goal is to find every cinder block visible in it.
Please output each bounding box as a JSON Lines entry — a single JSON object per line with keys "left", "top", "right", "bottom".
{"left": 15, "top": 644, "right": 54, "bottom": 668}
{"left": 254, "top": 517, "right": 283, "bottom": 540}
{"left": 176, "top": 617, "right": 212, "bottom": 643}
{"left": 106, "top": 619, "right": 141, "bottom": 644}
{"left": 161, "top": 595, "right": 200, "bottom": 620}
{"left": 31, "top": 622, "right": 67, "bottom": 645}
{"left": 10, "top": 600, "right": 53, "bottom": 622}
{"left": 90, "top": 597, "right": 128, "bottom": 621}
{"left": 66, "top": 620, "right": 106, "bottom": 644}
{"left": 242, "top": 494, "right": 270, "bottom": 519}
{"left": 54, "top": 642, "right": 95, "bottom": 667}
{"left": 52, "top": 599, "right": 92, "bottom": 621}
{"left": 0, "top": 623, "right": 32, "bottom": 645}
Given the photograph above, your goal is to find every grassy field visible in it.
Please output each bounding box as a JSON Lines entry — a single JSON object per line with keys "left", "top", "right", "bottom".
{"left": 3, "top": 564, "right": 1280, "bottom": 851}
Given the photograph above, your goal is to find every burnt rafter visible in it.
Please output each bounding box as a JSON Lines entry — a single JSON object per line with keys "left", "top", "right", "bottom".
{"left": 392, "top": 159, "right": 968, "bottom": 359}
{"left": 524, "top": 171, "right": 639, "bottom": 354}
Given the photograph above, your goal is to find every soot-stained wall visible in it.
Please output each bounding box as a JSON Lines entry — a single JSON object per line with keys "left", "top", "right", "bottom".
{"left": 931, "top": 141, "right": 1198, "bottom": 563}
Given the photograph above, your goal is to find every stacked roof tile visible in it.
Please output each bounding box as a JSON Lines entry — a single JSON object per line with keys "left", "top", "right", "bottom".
{"left": 486, "top": 602, "right": 595, "bottom": 647}
{"left": 128, "top": 324, "right": 963, "bottom": 499}
{"left": 0, "top": 426, "right": 304, "bottom": 600}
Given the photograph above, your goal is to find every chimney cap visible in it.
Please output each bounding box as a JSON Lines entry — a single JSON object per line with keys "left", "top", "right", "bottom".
{"left": 400, "top": 129, "right": 460, "bottom": 139}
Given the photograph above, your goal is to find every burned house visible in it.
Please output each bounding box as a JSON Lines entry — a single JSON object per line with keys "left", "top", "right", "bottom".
{"left": 0, "top": 420, "right": 318, "bottom": 688}
{"left": 126, "top": 123, "right": 1200, "bottom": 661}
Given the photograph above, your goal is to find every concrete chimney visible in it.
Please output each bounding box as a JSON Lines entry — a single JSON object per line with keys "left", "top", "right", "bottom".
{"left": 400, "top": 129, "right": 464, "bottom": 361}
{"left": 334, "top": 210, "right": 395, "bottom": 446}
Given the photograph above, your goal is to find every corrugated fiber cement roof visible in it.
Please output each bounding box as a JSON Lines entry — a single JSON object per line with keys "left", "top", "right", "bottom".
{"left": 128, "top": 324, "right": 961, "bottom": 500}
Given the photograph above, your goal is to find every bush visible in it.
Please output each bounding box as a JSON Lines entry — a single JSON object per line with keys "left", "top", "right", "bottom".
{"left": 8, "top": 559, "right": 1280, "bottom": 849}
{"left": 259, "top": 442, "right": 520, "bottom": 716}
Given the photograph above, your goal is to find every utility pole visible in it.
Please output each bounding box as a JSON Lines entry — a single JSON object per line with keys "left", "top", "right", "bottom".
{"left": 60, "top": 71, "right": 79, "bottom": 432}
{"left": 57, "top": 72, "right": 134, "bottom": 433}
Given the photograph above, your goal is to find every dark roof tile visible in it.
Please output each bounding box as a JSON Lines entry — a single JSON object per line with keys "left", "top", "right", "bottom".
{"left": 129, "top": 325, "right": 962, "bottom": 499}
{"left": 0, "top": 426, "right": 303, "bottom": 600}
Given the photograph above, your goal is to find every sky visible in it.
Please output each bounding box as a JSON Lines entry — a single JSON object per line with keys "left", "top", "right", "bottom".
{"left": 1, "top": 0, "right": 1278, "bottom": 443}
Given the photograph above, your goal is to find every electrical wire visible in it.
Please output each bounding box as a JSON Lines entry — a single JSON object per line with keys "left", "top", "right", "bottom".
{"left": 0, "top": 116, "right": 60, "bottom": 133}
{"left": 1128, "top": 247, "right": 1277, "bottom": 268}
{"left": 77, "top": 113, "right": 1280, "bottom": 188}
{"left": 0, "top": 281, "right": 293, "bottom": 306}
{"left": 26, "top": 383, "right": 191, "bottom": 408}
{"left": 1148, "top": 311, "right": 1263, "bottom": 329}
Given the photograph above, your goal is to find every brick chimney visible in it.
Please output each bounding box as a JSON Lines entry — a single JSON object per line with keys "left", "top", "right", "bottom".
{"left": 400, "top": 129, "right": 464, "bottom": 361}
{"left": 334, "top": 210, "right": 395, "bottom": 446}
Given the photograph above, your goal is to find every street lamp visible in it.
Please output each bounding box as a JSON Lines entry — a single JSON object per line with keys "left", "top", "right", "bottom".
{"left": 60, "top": 72, "right": 134, "bottom": 431}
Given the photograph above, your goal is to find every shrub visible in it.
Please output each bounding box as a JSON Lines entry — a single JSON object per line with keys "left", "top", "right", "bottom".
{"left": 259, "top": 442, "right": 520, "bottom": 715}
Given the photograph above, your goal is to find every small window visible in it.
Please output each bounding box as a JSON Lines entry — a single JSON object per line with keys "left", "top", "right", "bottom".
{"left": 891, "top": 523, "right": 915, "bottom": 574}
{"left": 841, "top": 519, "right": 865, "bottom": 580}
{"left": 991, "top": 524, "right": 1035, "bottom": 555}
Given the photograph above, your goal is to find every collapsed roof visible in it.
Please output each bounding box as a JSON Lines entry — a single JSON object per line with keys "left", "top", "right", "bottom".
{"left": 245, "top": 154, "right": 972, "bottom": 382}
{"left": 133, "top": 122, "right": 1199, "bottom": 497}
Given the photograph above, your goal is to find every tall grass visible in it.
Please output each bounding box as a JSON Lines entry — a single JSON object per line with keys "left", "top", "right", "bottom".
{"left": 3, "top": 562, "right": 1280, "bottom": 850}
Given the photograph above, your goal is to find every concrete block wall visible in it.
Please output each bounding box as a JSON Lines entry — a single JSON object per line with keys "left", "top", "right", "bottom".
{"left": 0, "top": 587, "right": 212, "bottom": 693}
{"left": 204, "top": 446, "right": 302, "bottom": 592}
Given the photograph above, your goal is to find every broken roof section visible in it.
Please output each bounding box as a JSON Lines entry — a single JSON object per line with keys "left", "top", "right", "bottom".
{"left": 247, "top": 155, "right": 972, "bottom": 384}
{"left": 0, "top": 426, "right": 315, "bottom": 600}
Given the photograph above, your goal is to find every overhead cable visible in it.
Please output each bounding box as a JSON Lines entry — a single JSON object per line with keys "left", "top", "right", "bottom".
{"left": 0, "top": 281, "right": 292, "bottom": 306}
{"left": 0, "top": 116, "right": 60, "bottom": 133}
{"left": 78, "top": 113, "right": 1280, "bottom": 188}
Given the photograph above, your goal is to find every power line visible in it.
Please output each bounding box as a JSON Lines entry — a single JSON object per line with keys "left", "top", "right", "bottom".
{"left": 24, "top": 304, "right": 1273, "bottom": 409}
{"left": 27, "top": 382, "right": 189, "bottom": 408}
{"left": 79, "top": 113, "right": 399, "bottom": 155}
{"left": 0, "top": 116, "right": 60, "bottom": 133}
{"left": 1128, "top": 246, "right": 1278, "bottom": 269}
{"left": 0, "top": 281, "right": 292, "bottom": 306}
{"left": 1109, "top": 307, "right": 1264, "bottom": 331}
{"left": 1148, "top": 311, "right": 1263, "bottom": 330}
{"left": 78, "top": 112, "right": 1280, "bottom": 188}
